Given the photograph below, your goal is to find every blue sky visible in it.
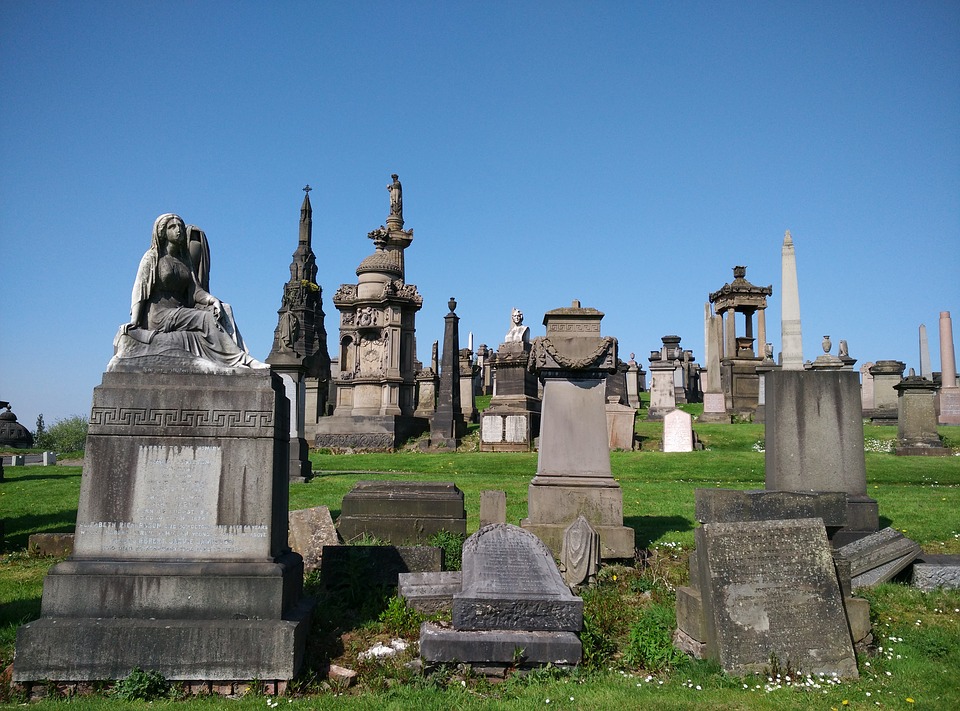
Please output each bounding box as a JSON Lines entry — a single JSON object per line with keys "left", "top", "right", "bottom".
{"left": 2, "top": 2, "right": 958, "bottom": 430}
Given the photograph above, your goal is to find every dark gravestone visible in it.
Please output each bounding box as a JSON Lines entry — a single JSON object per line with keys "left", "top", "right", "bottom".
{"left": 398, "top": 571, "right": 462, "bottom": 614}
{"left": 695, "top": 489, "right": 847, "bottom": 528}
{"left": 336, "top": 481, "right": 466, "bottom": 544}
{"left": 696, "top": 518, "right": 858, "bottom": 678}
{"left": 320, "top": 545, "right": 443, "bottom": 589}
{"left": 453, "top": 524, "right": 582, "bottom": 631}
{"left": 429, "top": 298, "right": 465, "bottom": 448}
{"left": 420, "top": 524, "right": 583, "bottom": 671}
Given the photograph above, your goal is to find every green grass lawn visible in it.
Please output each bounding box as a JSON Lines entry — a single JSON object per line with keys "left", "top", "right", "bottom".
{"left": 1, "top": 421, "right": 959, "bottom": 709}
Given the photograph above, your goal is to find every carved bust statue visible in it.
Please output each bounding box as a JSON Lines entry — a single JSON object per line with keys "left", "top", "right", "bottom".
{"left": 504, "top": 307, "right": 530, "bottom": 344}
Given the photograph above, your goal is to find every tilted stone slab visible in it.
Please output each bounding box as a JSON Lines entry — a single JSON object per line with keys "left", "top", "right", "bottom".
{"left": 453, "top": 524, "right": 582, "bottom": 632}
{"left": 288, "top": 506, "right": 340, "bottom": 572}
{"left": 695, "top": 489, "right": 847, "bottom": 528}
{"left": 696, "top": 518, "right": 858, "bottom": 678}
{"left": 835, "top": 527, "right": 921, "bottom": 578}
{"left": 399, "top": 571, "right": 462, "bottom": 615}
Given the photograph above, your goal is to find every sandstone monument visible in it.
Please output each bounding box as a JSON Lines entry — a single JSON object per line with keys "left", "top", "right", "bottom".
{"left": 14, "top": 213, "right": 311, "bottom": 688}
{"left": 315, "top": 175, "right": 426, "bottom": 450}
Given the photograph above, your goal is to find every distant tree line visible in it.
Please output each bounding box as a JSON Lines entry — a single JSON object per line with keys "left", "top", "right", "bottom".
{"left": 34, "top": 414, "right": 88, "bottom": 454}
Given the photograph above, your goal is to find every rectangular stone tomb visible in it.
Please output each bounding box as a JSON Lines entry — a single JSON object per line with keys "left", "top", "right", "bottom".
{"left": 337, "top": 481, "right": 466, "bottom": 544}
{"left": 694, "top": 489, "right": 847, "bottom": 528}
{"left": 911, "top": 554, "right": 960, "bottom": 591}
{"left": 453, "top": 524, "right": 582, "bottom": 632}
{"left": 696, "top": 518, "right": 858, "bottom": 678}
{"left": 835, "top": 528, "right": 921, "bottom": 590}
{"left": 398, "top": 571, "right": 463, "bottom": 615}
{"left": 320, "top": 545, "right": 443, "bottom": 589}
{"left": 13, "top": 369, "right": 311, "bottom": 684}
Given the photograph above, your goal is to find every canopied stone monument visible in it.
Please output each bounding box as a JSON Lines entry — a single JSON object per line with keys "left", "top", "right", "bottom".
{"left": 14, "top": 214, "right": 311, "bottom": 688}
{"left": 266, "top": 187, "right": 331, "bottom": 481}
{"left": 315, "top": 175, "right": 427, "bottom": 450}
{"left": 481, "top": 308, "right": 541, "bottom": 452}
{"left": 708, "top": 265, "right": 773, "bottom": 417}
{"left": 521, "top": 301, "right": 634, "bottom": 559}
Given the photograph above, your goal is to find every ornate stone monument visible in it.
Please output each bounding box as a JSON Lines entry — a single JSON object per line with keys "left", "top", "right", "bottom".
{"left": 521, "top": 302, "right": 634, "bottom": 559}
{"left": 14, "top": 214, "right": 311, "bottom": 688}
{"left": 315, "top": 174, "right": 426, "bottom": 450}
{"left": 266, "top": 186, "right": 331, "bottom": 481}
{"left": 708, "top": 265, "right": 773, "bottom": 416}
{"left": 480, "top": 308, "right": 541, "bottom": 452}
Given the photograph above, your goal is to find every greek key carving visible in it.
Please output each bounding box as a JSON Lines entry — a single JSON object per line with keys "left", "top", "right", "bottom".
{"left": 90, "top": 407, "right": 274, "bottom": 428}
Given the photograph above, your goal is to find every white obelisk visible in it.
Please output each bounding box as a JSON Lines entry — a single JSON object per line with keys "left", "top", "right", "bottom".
{"left": 780, "top": 230, "right": 804, "bottom": 370}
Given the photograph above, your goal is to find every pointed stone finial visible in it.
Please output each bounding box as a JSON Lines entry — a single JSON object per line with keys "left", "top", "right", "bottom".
{"left": 784, "top": 229, "right": 793, "bottom": 245}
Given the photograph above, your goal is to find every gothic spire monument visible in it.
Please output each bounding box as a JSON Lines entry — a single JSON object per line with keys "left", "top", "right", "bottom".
{"left": 314, "top": 174, "right": 427, "bottom": 450}
{"left": 266, "top": 186, "right": 332, "bottom": 481}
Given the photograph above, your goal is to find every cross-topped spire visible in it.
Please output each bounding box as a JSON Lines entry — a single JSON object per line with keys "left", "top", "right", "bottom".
{"left": 303, "top": 184, "right": 312, "bottom": 194}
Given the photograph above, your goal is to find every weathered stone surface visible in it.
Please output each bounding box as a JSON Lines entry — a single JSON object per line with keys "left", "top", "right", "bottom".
{"left": 675, "top": 585, "right": 706, "bottom": 642}
{"left": 663, "top": 409, "right": 694, "bottom": 452}
{"left": 288, "top": 506, "right": 340, "bottom": 571}
{"left": 14, "top": 367, "right": 311, "bottom": 683}
{"left": 835, "top": 527, "right": 921, "bottom": 590}
{"left": 398, "top": 571, "right": 462, "bottom": 614}
{"left": 694, "top": 489, "right": 847, "bottom": 528}
{"left": 479, "top": 490, "right": 507, "bottom": 528}
{"left": 605, "top": 398, "right": 636, "bottom": 450}
{"left": 911, "top": 554, "right": 960, "bottom": 591}
{"left": 419, "top": 622, "right": 581, "bottom": 667}
{"left": 453, "top": 524, "right": 582, "bottom": 632}
{"left": 320, "top": 545, "right": 442, "bottom": 589}
{"left": 560, "top": 515, "right": 600, "bottom": 589}
{"left": 894, "top": 375, "right": 949, "bottom": 455}
{"left": 27, "top": 533, "right": 75, "bottom": 557}
{"left": 696, "top": 518, "right": 858, "bottom": 678}
{"left": 843, "top": 596, "right": 872, "bottom": 645}
{"left": 337, "top": 481, "right": 466, "bottom": 544}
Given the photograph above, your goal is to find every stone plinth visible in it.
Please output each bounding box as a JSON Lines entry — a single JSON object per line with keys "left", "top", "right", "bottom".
{"left": 480, "top": 341, "right": 540, "bottom": 452}
{"left": 646, "top": 358, "right": 677, "bottom": 421}
{"left": 867, "top": 360, "right": 905, "bottom": 425}
{"left": 694, "top": 518, "right": 858, "bottom": 678}
{"left": 521, "top": 303, "right": 635, "bottom": 559}
{"left": 765, "top": 369, "right": 878, "bottom": 542}
{"left": 14, "top": 368, "right": 312, "bottom": 684}
{"left": 835, "top": 528, "right": 921, "bottom": 590}
{"left": 695, "top": 489, "right": 847, "bottom": 529}
{"left": 336, "top": 481, "right": 466, "bottom": 544}
{"left": 894, "top": 375, "right": 949, "bottom": 455}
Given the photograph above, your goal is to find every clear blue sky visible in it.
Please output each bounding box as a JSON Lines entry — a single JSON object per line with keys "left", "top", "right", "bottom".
{"left": 2, "top": 2, "right": 958, "bottom": 430}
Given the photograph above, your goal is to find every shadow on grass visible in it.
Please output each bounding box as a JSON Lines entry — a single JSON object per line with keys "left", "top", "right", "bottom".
{"left": 1, "top": 470, "right": 82, "bottom": 484}
{"left": 625, "top": 514, "right": 694, "bottom": 549}
{"left": 879, "top": 514, "right": 893, "bottom": 530}
{"left": 2, "top": 511, "right": 78, "bottom": 551}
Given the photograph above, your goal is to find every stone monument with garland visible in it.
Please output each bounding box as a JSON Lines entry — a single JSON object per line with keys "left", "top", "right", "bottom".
{"left": 521, "top": 301, "right": 635, "bottom": 559}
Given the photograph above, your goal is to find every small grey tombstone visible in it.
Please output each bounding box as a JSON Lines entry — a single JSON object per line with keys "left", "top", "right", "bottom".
{"left": 560, "top": 515, "right": 600, "bottom": 589}
{"left": 479, "top": 490, "right": 507, "bottom": 527}
{"left": 663, "top": 409, "right": 693, "bottom": 452}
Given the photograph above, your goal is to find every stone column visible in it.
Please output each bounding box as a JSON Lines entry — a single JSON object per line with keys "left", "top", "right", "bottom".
{"left": 939, "top": 311, "right": 960, "bottom": 424}
{"left": 430, "top": 298, "right": 465, "bottom": 448}
{"left": 723, "top": 306, "right": 736, "bottom": 360}
{"left": 522, "top": 302, "right": 634, "bottom": 560}
{"left": 757, "top": 306, "right": 766, "bottom": 356}
{"left": 919, "top": 324, "right": 932, "bottom": 380}
{"left": 780, "top": 230, "right": 804, "bottom": 370}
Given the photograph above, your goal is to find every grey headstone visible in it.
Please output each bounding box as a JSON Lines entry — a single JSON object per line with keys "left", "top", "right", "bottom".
{"left": 696, "top": 518, "right": 858, "bottom": 678}
{"left": 694, "top": 489, "right": 847, "bottom": 528}
{"left": 398, "top": 571, "right": 462, "bottom": 614}
{"left": 288, "top": 506, "right": 340, "bottom": 572}
{"left": 560, "top": 515, "right": 600, "bottom": 589}
{"left": 453, "top": 524, "right": 583, "bottom": 632}
{"left": 479, "top": 490, "right": 507, "bottom": 528}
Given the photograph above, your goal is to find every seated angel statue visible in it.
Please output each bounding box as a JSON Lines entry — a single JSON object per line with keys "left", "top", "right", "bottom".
{"left": 110, "top": 213, "right": 265, "bottom": 370}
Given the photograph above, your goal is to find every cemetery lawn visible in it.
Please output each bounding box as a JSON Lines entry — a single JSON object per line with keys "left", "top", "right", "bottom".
{"left": 1, "top": 425, "right": 958, "bottom": 709}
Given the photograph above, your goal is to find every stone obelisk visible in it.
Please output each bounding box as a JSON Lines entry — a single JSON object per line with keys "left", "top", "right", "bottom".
{"left": 780, "top": 230, "right": 804, "bottom": 370}
{"left": 918, "top": 324, "right": 932, "bottom": 381}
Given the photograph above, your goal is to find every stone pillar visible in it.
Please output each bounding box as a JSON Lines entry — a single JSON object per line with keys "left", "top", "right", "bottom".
{"left": 939, "top": 311, "right": 960, "bottom": 424}
{"left": 626, "top": 355, "right": 641, "bottom": 409}
{"left": 765, "top": 369, "right": 878, "bottom": 544}
{"left": 757, "top": 306, "right": 766, "bottom": 356}
{"left": 895, "top": 374, "right": 949, "bottom": 455}
{"left": 458, "top": 348, "right": 478, "bottom": 423}
{"left": 780, "top": 230, "right": 804, "bottom": 371}
{"left": 868, "top": 360, "right": 905, "bottom": 425}
{"left": 430, "top": 298, "right": 465, "bottom": 448}
{"left": 723, "top": 307, "right": 736, "bottom": 360}
{"left": 647, "top": 357, "right": 678, "bottom": 421}
{"left": 521, "top": 302, "right": 634, "bottom": 560}
{"left": 860, "top": 362, "right": 875, "bottom": 411}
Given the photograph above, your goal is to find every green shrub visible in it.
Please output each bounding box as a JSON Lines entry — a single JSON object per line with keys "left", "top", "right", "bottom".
{"left": 111, "top": 667, "right": 170, "bottom": 700}
{"left": 378, "top": 594, "right": 426, "bottom": 637}
{"left": 623, "top": 602, "right": 686, "bottom": 671}
{"left": 429, "top": 530, "right": 465, "bottom": 571}
{"left": 35, "top": 414, "right": 88, "bottom": 454}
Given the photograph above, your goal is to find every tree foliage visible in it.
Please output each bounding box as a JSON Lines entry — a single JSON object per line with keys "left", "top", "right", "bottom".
{"left": 34, "top": 414, "right": 88, "bottom": 453}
